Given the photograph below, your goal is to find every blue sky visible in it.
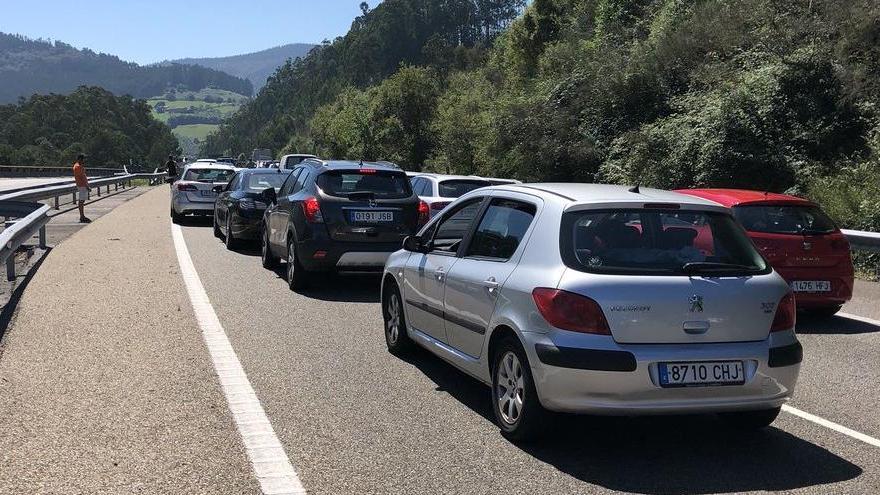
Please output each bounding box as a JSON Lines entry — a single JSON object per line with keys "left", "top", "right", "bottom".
{"left": 0, "top": 0, "right": 378, "bottom": 64}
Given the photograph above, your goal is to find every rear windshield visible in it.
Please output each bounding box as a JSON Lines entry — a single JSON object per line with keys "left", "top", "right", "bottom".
{"left": 438, "top": 179, "right": 492, "bottom": 198}
{"left": 184, "top": 168, "right": 235, "bottom": 183}
{"left": 733, "top": 205, "right": 837, "bottom": 235}
{"left": 245, "top": 173, "right": 287, "bottom": 192}
{"left": 317, "top": 171, "right": 412, "bottom": 199}
{"left": 561, "top": 209, "right": 769, "bottom": 276}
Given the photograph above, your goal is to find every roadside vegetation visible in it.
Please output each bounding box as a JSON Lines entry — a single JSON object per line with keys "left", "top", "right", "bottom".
{"left": 149, "top": 87, "right": 249, "bottom": 158}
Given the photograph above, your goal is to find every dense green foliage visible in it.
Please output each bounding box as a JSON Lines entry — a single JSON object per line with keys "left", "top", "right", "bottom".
{"left": 0, "top": 86, "right": 179, "bottom": 168}
{"left": 168, "top": 43, "right": 316, "bottom": 90}
{"left": 0, "top": 33, "right": 254, "bottom": 103}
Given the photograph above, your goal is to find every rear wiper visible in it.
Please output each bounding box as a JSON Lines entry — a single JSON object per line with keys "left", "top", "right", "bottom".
{"left": 346, "top": 191, "right": 376, "bottom": 200}
{"left": 680, "top": 262, "right": 759, "bottom": 274}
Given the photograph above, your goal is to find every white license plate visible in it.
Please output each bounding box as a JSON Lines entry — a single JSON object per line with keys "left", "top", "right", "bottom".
{"left": 791, "top": 280, "right": 831, "bottom": 292}
{"left": 351, "top": 211, "right": 394, "bottom": 223}
{"left": 200, "top": 190, "right": 216, "bottom": 198}
{"left": 658, "top": 361, "right": 745, "bottom": 387}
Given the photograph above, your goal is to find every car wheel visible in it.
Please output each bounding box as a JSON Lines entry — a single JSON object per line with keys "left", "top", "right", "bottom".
{"left": 719, "top": 407, "right": 781, "bottom": 429}
{"left": 225, "top": 214, "right": 237, "bottom": 250}
{"left": 213, "top": 213, "right": 222, "bottom": 238}
{"left": 261, "top": 226, "right": 279, "bottom": 269}
{"left": 491, "top": 336, "right": 545, "bottom": 442}
{"left": 171, "top": 206, "right": 182, "bottom": 224}
{"left": 286, "top": 238, "right": 309, "bottom": 291}
{"left": 805, "top": 305, "right": 842, "bottom": 319}
{"left": 383, "top": 282, "right": 413, "bottom": 355}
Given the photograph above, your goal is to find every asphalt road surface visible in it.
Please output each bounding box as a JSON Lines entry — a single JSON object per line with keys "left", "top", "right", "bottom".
{"left": 2, "top": 187, "right": 879, "bottom": 493}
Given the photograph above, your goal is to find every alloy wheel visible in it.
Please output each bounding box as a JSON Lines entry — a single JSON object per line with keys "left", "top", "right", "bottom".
{"left": 385, "top": 292, "right": 401, "bottom": 344}
{"left": 495, "top": 351, "right": 525, "bottom": 425}
{"left": 287, "top": 242, "right": 296, "bottom": 282}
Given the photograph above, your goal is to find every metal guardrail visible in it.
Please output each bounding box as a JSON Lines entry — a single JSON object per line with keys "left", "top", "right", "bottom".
{"left": 0, "top": 171, "right": 166, "bottom": 280}
{"left": 842, "top": 230, "right": 880, "bottom": 253}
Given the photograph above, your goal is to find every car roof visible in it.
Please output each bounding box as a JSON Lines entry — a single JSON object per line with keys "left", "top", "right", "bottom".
{"left": 412, "top": 173, "right": 519, "bottom": 183}
{"left": 281, "top": 153, "right": 317, "bottom": 159}
{"left": 239, "top": 168, "right": 291, "bottom": 175}
{"left": 676, "top": 188, "right": 813, "bottom": 207}
{"left": 303, "top": 159, "right": 403, "bottom": 173}
{"left": 184, "top": 162, "right": 236, "bottom": 170}
{"left": 485, "top": 183, "right": 727, "bottom": 210}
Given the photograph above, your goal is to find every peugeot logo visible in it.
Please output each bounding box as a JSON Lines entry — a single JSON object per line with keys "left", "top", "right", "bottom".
{"left": 803, "top": 241, "right": 812, "bottom": 251}
{"left": 689, "top": 295, "right": 704, "bottom": 313}
{"left": 368, "top": 199, "right": 378, "bottom": 208}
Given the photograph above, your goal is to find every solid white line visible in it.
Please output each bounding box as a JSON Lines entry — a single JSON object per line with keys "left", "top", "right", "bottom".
{"left": 172, "top": 223, "right": 306, "bottom": 495}
{"left": 782, "top": 405, "right": 880, "bottom": 448}
{"left": 837, "top": 312, "right": 880, "bottom": 327}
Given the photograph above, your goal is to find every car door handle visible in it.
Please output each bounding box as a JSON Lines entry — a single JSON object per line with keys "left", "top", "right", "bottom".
{"left": 483, "top": 277, "right": 499, "bottom": 295}
{"left": 435, "top": 268, "right": 446, "bottom": 282}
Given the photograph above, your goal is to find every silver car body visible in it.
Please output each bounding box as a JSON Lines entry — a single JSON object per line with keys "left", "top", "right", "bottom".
{"left": 171, "top": 163, "right": 236, "bottom": 216}
{"left": 279, "top": 154, "right": 318, "bottom": 171}
{"left": 410, "top": 173, "right": 522, "bottom": 218}
{"left": 382, "top": 183, "right": 801, "bottom": 415}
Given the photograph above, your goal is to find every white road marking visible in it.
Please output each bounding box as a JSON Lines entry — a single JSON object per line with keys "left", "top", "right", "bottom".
{"left": 172, "top": 223, "right": 306, "bottom": 495}
{"left": 783, "top": 405, "right": 880, "bottom": 448}
{"left": 837, "top": 312, "right": 880, "bottom": 327}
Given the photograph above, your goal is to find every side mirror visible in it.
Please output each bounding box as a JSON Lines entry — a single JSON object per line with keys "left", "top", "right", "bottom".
{"left": 403, "top": 236, "right": 428, "bottom": 253}
{"left": 261, "top": 187, "right": 278, "bottom": 205}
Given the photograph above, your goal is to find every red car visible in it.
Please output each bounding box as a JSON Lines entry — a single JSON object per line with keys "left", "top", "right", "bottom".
{"left": 676, "top": 189, "right": 853, "bottom": 317}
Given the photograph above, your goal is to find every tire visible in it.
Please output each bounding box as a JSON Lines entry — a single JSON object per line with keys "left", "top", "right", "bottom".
{"left": 805, "top": 305, "right": 842, "bottom": 319}
{"left": 382, "top": 282, "right": 413, "bottom": 355}
{"left": 490, "top": 336, "right": 546, "bottom": 442}
{"left": 171, "top": 206, "right": 182, "bottom": 224}
{"left": 213, "top": 213, "right": 222, "bottom": 238}
{"left": 719, "top": 407, "right": 781, "bottom": 429}
{"left": 261, "top": 226, "right": 279, "bottom": 269}
{"left": 286, "top": 238, "right": 309, "bottom": 291}
{"left": 225, "top": 214, "right": 238, "bottom": 250}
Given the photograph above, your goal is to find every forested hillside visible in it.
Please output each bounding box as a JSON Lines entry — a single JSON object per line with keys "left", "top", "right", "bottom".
{"left": 0, "top": 86, "right": 179, "bottom": 168}
{"left": 208, "top": 0, "right": 880, "bottom": 242}
{"left": 168, "top": 43, "right": 316, "bottom": 90}
{"left": 0, "top": 33, "right": 254, "bottom": 103}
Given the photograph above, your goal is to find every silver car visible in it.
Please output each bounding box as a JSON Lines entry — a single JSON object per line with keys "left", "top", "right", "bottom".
{"left": 409, "top": 173, "right": 521, "bottom": 218}
{"left": 381, "top": 183, "right": 801, "bottom": 440}
{"left": 171, "top": 163, "right": 237, "bottom": 223}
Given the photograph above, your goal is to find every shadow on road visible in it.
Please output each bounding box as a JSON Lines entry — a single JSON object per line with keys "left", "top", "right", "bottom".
{"left": 797, "top": 313, "right": 879, "bottom": 334}
{"left": 401, "top": 347, "right": 863, "bottom": 494}
{"left": 267, "top": 267, "right": 381, "bottom": 303}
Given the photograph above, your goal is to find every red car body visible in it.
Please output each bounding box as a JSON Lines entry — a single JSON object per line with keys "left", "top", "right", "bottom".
{"left": 676, "top": 189, "right": 854, "bottom": 313}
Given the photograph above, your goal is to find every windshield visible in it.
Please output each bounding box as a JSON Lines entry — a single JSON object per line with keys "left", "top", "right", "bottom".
{"left": 317, "top": 171, "right": 412, "bottom": 199}
{"left": 733, "top": 205, "right": 837, "bottom": 235}
{"left": 246, "top": 173, "right": 287, "bottom": 192}
{"left": 438, "top": 179, "right": 492, "bottom": 198}
{"left": 561, "top": 209, "right": 768, "bottom": 275}
{"left": 183, "top": 168, "right": 235, "bottom": 183}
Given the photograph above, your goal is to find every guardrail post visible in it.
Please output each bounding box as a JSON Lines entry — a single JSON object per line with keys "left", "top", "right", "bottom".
{"left": 6, "top": 257, "right": 14, "bottom": 281}
{"left": 39, "top": 225, "right": 46, "bottom": 249}
{"left": 115, "top": 183, "right": 118, "bottom": 191}
{"left": 54, "top": 196, "right": 59, "bottom": 209}
{"left": 96, "top": 186, "right": 101, "bottom": 197}
{"left": 72, "top": 192, "right": 76, "bottom": 203}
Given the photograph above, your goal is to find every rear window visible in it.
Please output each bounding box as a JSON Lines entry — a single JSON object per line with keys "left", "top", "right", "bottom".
{"left": 438, "top": 179, "right": 492, "bottom": 198}
{"left": 317, "top": 171, "right": 412, "bottom": 199}
{"left": 183, "top": 168, "right": 235, "bottom": 183}
{"left": 733, "top": 205, "right": 837, "bottom": 235}
{"left": 245, "top": 173, "right": 287, "bottom": 192}
{"left": 561, "top": 209, "right": 769, "bottom": 275}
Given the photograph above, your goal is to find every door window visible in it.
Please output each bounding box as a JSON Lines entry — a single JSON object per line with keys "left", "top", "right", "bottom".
{"left": 227, "top": 173, "right": 241, "bottom": 191}
{"left": 429, "top": 199, "right": 484, "bottom": 254}
{"left": 292, "top": 169, "right": 311, "bottom": 194}
{"left": 466, "top": 199, "right": 536, "bottom": 260}
{"left": 279, "top": 168, "right": 302, "bottom": 197}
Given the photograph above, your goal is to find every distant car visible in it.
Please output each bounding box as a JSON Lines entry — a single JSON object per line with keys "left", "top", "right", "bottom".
{"left": 171, "top": 163, "right": 236, "bottom": 223}
{"left": 677, "top": 189, "right": 854, "bottom": 317}
{"left": 279, "top": 154, "right": 318, "bottom": 171}
{"left": 215, "top": 157, "right": 237, "bottom": 166}
{"left": 213, "top": 168, "right": 292, "bottom": 249}
{"left": 382, "top": 183, "right": 801, "bottom": 440}
{"left": 409, "top": 174, "right": 521, "bottom": 218}
{"left": 260, "top": 159, "right": 428, "bottom": 289}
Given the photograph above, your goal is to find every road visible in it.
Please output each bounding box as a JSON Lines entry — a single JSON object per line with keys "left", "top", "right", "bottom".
{"left": 1, "top": 186, "right": 879, "bottom": 493}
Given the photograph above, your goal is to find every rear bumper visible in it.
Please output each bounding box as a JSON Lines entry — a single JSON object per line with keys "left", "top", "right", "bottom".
{"left": 296, "top": 238, "right": 400, "bottom": 272}
{"left": 776, "top": 269, "right": 854, "bottom": 308}
{"left": 521, "top": 330, "right": 801, "bottom": 415}
{"left": 172, "top": 195, "right": 215, "bottom": 215}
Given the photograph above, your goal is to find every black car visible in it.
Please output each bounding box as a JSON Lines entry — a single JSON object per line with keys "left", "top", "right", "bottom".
{"left": 260, "top": 159, "right": 428, "bottom": 289}
{"left": 214, "top": 168, "right": 292, "bottom": 249}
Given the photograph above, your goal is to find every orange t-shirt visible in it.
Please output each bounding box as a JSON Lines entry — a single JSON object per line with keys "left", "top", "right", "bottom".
{"left": 73, "top": 161, "right": 88, "bottom": 187}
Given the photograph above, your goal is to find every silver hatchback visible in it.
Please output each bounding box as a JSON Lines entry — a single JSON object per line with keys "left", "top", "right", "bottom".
{"left": 381, "top": 183, "right": 801, "bottom": 440}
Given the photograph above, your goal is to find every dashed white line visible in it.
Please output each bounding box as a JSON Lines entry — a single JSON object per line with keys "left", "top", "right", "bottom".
{"left": 172, "top": 223, "right": 306, "bottom": 495}
{"left": 782, "top": 405, "right": 880, "bottom": 448}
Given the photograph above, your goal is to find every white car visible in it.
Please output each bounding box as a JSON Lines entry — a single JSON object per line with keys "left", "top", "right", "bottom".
{"left": 381, "top": 183, "right": 801, "bottom": 440}
{"left": 409, "top": 173, "right": 521, "bottom": 218}
{"left": 171, "top": 163, "right": 237, "bottom": 223}
{"left": 279, "top": 153, "right": 318, "bottom": 171}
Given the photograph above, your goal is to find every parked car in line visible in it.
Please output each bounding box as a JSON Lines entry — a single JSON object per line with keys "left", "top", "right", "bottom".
{"left": 278, "top": 153, "right": 318, "bottom": 171}
{"left": 213, "top": 168, "right": 292, "bottom": 249}
{"left": 677, "top": 189, "right": 854, "bottom": 317}
{"left": 171, "top": 162, "right": 237, "bottom": 223}
{"left": 381, "top": 183, "right": 801, "bottom": 440}
{"left": 409, "top": 173, "right": 521, "bottom": 218}
{"left": 260, "top": 159, "right": 428, "bottom": 289}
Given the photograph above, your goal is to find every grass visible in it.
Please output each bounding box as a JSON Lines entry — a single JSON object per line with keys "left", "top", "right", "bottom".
{"left": 146, "top": 87, "right": 249, "bottom": 155}
{"left": 173, "top": 124, "right": 216, "bottom": 141}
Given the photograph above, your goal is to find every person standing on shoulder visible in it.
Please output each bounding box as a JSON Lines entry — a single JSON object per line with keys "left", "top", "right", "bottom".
{"left": 72, "top": 154, "right": 91, "bottom": 223}
{"left": 165, "top": 154, "right": 177, "bottom": 185}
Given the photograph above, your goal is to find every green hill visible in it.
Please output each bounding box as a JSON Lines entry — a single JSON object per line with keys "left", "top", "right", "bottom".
{"left": 148, "top": 88, "right": 249, "bottom": 158}
{"left": 167, "top": 43, "right": 316, "bottom": 90}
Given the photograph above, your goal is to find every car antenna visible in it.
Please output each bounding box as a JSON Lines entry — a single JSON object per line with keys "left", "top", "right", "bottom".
{"left": 628, "top": 182, "right": 641, "bottom": 194}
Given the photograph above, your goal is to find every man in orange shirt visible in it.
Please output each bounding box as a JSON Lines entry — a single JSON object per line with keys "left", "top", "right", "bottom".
{"left": 72, "top": 154, "right": 91, "bottom": 223}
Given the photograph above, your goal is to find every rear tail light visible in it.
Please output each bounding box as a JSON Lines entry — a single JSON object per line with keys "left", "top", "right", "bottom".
{"left": 771, "top": 292, "right": 796, "bottom": 332}
{"left": 302, "top": 197, "right": 324, "bottom": 223}
{"left": 417, "top": 200, "right": 430, "bottom": 227}
{"left": 431, "top": 201, "right": 451, "bottom": 211}
{"left": 177, "top": 183, "right": 197, "bottom": 191}
{"left": 532, "top": 288, "right": 611, "bottom": 335}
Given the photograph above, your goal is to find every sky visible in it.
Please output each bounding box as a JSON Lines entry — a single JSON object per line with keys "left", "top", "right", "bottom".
{"left": 0, "top": 0, "right": 379, "bottom": 64}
